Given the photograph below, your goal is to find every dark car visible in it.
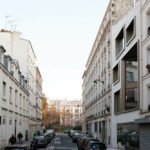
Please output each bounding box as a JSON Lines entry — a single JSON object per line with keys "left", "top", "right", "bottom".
{"left": 4, "top": 145, "right": 29, "bottom": 150}
{"left": 47, "top": 129, "right": 55, "bottom": 138}
{"left": 77, "top": 134, "right": 93, "bottom": 150}
{"left": 84, "top": 138, "right": 99, "bottom": 148}
{"left": 42, "top": 133, "right": 51, "bottom": 144}
{"left": 72, "top": 132, "right": 81, "bottom": 143}
{"left": 64, "top": 130, "right": 70, "bottom": 134}
{"left": 85, "top": 141, "right": 106, "bottom": 150}
{"left": 30, "top": 136, "right": 47, "bottom": 149}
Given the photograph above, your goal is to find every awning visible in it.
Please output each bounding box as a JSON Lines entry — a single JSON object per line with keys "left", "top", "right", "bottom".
{"left": 135, "top": 116, "right": 150, "bottom": 124}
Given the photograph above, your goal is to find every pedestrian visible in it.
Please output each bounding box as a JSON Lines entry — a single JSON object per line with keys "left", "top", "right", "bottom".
{"left": 33, "top": 132, "right": 36, "bottom": 138}
{"left": 17, "top": 131, "right": 23, "bottom": 144}
{"left": 9, "top": 134, "right": 17, "bottom": 145}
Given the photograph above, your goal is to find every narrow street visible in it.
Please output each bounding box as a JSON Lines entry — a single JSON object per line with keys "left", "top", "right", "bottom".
{"left": 40, "top": 133, "right": 78, "bottom": 150}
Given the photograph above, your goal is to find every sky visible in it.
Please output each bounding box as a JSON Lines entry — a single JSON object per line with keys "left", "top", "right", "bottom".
{"left": 0, "top": 0, "right": 110, "bottom": 100}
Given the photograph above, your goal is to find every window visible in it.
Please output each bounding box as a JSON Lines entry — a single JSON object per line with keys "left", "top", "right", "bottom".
{"left": 146, "top": 9, "right": 150, "bottom": 36}
{"left": 99, "top": 122, "right": 101, "bottom": 133}
{"left": 3, "top": 56, "right": 8, "bottom": 69}
{"left": 9, "top": 118, "right": 12, "bottom": 125}
{"left": 9, "top": 87, "right": 12, "bottom": 103}
{"left": 126, "top": 72, "right": 134, "bottom": 83}
{"left": 113, "top": 64, "right": 119, "bottom": 83}
{"left": 116, "top": 28, "right": 125, "bottom": 56}
{"left": 117, "top": 123, "right": 139, "bottom": 148}
{"left": 15, "top": 90, "right": 18, "bottom": 107}
{"left": 20, "top": 94, "right": 22, "bottom": 109}
{"left": 75, "top": 109, "right": 79, "bottom": 113}
{"left": 94, "top": 122, "right": 97, "bottom": 132}
{"left": 2, "top": 81, "right": 6, "bottom": 97}
{"left": 126, "top": 18, "right": 135, "bottom": 44}
{"left": 147, "top": 48, "right": 150, "bottom": 64}
{"left": 114, "top": 91, "right": 120, "bottom": 113}
{"left": 124, "top": 43, "right": 138, "bottom": 110}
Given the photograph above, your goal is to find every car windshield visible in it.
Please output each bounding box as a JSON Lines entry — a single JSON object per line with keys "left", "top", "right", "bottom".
{"left": 91, "top": 144, "right": 100, "bottom": 150}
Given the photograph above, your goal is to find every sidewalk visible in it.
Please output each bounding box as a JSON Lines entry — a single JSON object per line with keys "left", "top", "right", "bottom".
{"left": 23, "top": 139, "right": 31, "bottom": 146}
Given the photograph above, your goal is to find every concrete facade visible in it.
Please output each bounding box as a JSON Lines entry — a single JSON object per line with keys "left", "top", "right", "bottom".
{"left": 111, "top": 2, "right": 141, "bottom": 148}
{"left": 0, "top": 46, "right": 29, "bottom": 148}
{"left": 82, "top": 0, "right": 137, "bottom": 148}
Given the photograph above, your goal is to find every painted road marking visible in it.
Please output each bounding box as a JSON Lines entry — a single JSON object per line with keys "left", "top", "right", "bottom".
{"left": 54, "top": 136, "right": 61, "bottom": 144}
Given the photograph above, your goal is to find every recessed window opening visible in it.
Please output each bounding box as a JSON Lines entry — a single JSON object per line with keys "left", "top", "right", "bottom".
{"left": 116, "top": 28, "right": 124, "bottom": 56}
{"left": 114, "top": 90, "right": 120, "bottom": 113}
{"left": 123, "top": 43, "right": 138, "bottom": 110}
{"left": 113, "top": 64, "right": 119, "bottom": 83}
{"left": 146, "top": 8, "right": 150, "bottom": 36}
{"left": 126, "top": 19, "right": 135, "bottom": 44}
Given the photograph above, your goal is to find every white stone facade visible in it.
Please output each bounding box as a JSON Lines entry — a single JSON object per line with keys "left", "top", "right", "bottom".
{"left": 48, "top": 99, "right": 82, "bottom": 127}
{"left": 0, "top": 31, "right": 41, "bottom": 138}
{"left": 35, "top": 67, "right": 43, "bottom": 133}
{"left": 0, "top": 46, "right": 29, "bottom": 148}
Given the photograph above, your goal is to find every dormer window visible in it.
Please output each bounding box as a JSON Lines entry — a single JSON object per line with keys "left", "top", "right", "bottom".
{"left": 4, "top": 56, "right": 8, "bottom": 70}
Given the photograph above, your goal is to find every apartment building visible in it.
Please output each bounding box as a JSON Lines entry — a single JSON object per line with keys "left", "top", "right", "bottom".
{"left": 134, "top": 0, "right": 150, "bottom": 150}
{"left": 112, "top": 2, "right": 140, "bottom": 149}
{"left": 65, "top": 100, "right": 82, "bottom": 127}
{"left": 82, "top": 0, "right": 138, "bottom": 147}
{"left": 48, "top": 99, "right": 82, "bottom": 127}
{"left": 35, "top": 67, "right": 43, "bottom": 133}
{"left": 0, "top": 30, "right": 42, "bottom": 138}
{"left": 0, "top": 46, "right": 29, "bottom": 147}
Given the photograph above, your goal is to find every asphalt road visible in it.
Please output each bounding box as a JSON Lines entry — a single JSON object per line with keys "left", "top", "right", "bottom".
{"left": 40, "top": 133, "right": 78, "bottom": 150}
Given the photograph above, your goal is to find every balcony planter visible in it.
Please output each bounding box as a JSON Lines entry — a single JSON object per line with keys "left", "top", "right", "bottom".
{"left": 146, "top": 64, "right": 150, "bottom": 72}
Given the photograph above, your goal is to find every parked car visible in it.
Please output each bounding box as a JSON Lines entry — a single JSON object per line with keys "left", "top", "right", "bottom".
{"left": 69, "top": 130, "right": 75, "bottom": 137}
{"left": 47, "top": 129, "right": 55, "bottom": 137}
{"left": 64, "top": 130, "right": 70, "bottom": 134}
{"left": 4, "top": 145, "right": 30, "bottom": 150}
{"left": 77, "top": 134, "right": 93, "bottom": 150}
{"left": 69, "top": 130, "right": 80, "bottom": 138}
{"left": 30, "top": 136, "right": 47, "bottom": 149}
{"left": 42, "top": 132, "right": 51, "bottom": 143}
{"left": 72, "top": 132, "right": 81, "bottom": 143}
{"left": 84, "top": 138, "right": 99, "bottom": 149}
{"left": 85, "top": 141, "right": 106, "bottom": 150}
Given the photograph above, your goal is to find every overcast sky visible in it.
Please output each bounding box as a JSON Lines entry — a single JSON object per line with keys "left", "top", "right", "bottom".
{"left": 0, "top": 0, "right": 110, "bottom": 100}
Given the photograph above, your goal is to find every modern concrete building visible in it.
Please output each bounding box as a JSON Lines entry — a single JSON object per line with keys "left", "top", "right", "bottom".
{"left": 48, "top": 99, "right": 82, "bottom": 127}
{"left": 0, "top": 46, "right": 29, "bottom": 148}
{"left": 82, "top": 0, "right": 137, "bottom": 147}
{"left": 112, "top": 2, "right": 140, "bottom": 149}
{"left": 0, "top": 30, "right": 41, "bottom": 138}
